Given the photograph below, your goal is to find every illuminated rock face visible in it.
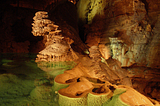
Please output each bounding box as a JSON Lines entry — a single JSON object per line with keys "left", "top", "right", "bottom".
{"left": 77, "top": 0, "right": 160, "bottom": 68}
{"left": 76, "top": 0, "right": 160, "bottom": 101}
{"left": 109, "top": 37, "right": 135, "bottom": 67}
{"left": 32, "top": 11, "right": 78, "bottom": 62}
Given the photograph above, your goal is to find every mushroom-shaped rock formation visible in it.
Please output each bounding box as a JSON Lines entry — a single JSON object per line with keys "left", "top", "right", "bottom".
{"left": 53, "top": 73, "right": 159, "bottom": 106}
{"left": 57, "top": 77, "right": 105, "bottom": 106}
{"left": 51, "top": 52, "right": 160, "bottom": 106}
{"left": 32, "top": 11, "right": 78, "bottom": 62}
{"left": 58, "top": 77, "right": 94, "bottom": 98}
{"left": 87, "top": 84, "right": 113, "bottom": 106}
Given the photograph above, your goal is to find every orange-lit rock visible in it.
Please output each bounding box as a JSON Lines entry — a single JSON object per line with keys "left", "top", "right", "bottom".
{"left": 119, "top": 85, "right": 157, "bottom": 106}
{"left": 78, "top": 0, "right": 160, "bottom": 68}
{"left": 58, "top": 77, "right": 94, "bottom": 97}
{"left": 55, "top": 74, "right": 159, "bottom": 106}
{"left": 76, "top": 0, "right": 160, "bottom": 102}
{"left": 32, "top": 11, "right": 79, "bottom": 62}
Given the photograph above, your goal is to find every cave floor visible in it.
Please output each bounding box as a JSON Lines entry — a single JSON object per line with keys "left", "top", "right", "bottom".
{"left": 0, "top": 53, "right": 159, "bottom": 106}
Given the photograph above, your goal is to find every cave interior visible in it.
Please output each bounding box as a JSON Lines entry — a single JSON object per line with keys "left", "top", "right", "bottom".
{"left": 0, "top": 0, "right": 160, "bottom": 106}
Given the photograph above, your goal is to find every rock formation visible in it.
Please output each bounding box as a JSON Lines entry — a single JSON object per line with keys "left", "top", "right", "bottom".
{"left": 25, "top": 0, "right": 160, "bottom": 105}
{"left": 77, "top": 0, "right": 160, "bottom": 103}
{"left": 32, "top": 11, "right": 79, "bottom": 62}
{"left": 32, "top": 11, "right": 160, "bottom": 104}
{"left": 54, "top": 74, "right": 159, "bottom": 106}
{"left": 109, "top": 37, "right": 135, "bottom": 67}
{"left": 78, "top": 0, "right": 160, "bottom": 68}
{"left": 48, "top": 48, "right": 159, "bottom": 105}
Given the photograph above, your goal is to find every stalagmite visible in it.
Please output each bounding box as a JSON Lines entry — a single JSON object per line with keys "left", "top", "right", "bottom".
{"left": 32, "top": 11, "right": 79, "bottom": 62}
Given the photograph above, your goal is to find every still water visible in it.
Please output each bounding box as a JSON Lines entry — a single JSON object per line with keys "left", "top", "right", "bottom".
{"left": 0, "top": 53, "right": 76, "bottom": 106}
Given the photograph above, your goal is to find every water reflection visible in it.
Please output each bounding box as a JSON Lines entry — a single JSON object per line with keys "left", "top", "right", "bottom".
{"left": 0, "top": 53, "right": 76, "bottom": 106}
{"left": 37, "top": 61, "right": 76, "bottom": 79}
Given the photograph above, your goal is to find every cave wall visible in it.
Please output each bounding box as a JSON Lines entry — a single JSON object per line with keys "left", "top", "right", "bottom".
{"left": 0, "top": 3, "right": 43, "bottom": 53}
{"left": 77, "top": 0, "right": 160, "bottom": 68}
{"left": 0, "top": 0, "right": 84, "bottom": 53}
